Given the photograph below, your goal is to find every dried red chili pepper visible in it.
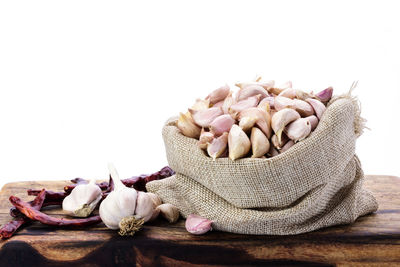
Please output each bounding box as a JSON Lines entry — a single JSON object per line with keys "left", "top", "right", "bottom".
{"left": 64, "top": 181, "right": 109, "bottom": 193}
{"left": 122, "top": 166, "right": 175, "bottom": 191}
{"left": 9, "top": 196, "right": 102, "bottom": 227}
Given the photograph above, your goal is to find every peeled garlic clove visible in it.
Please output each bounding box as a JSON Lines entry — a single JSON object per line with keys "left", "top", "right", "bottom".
{"left": 209, "top": 114, "right": 235, "bottom": 136}
{"left": 305, "top": 115, "right": 319, "bottom": 131}
{"left": 271, "top": 133, "right": 289, "bottom": 150}
{"left": 189, "top": 107, "right": 223, "bottom": 128}
{"left": 229, "top": 94, "right": 261, "bottom": 116}
{"left": 222, "top": 94, "right": 235, "bottom": 114}
{"left": 135, "top": 192, "right": 155, "bottom": 223}
{"left": 280, "top": 140, "right": 295, "bottom": 153}
{"left": 274, "top": 96, "right": 294, "bottom": 111}
{"left": 206, "top": 84, "right": 230, "bottom": 104}
{"left": 285, "top": 118, "right": 312, "bottom": 142}
{"left": 62, "top": 177, "right": 102, "bottom": 217}
{"left": 177, "top": 112, "right": 201, "bottom": 139}
{"left": 191, "top": 99, "right": 210, "bottom": 111}
{"left": 258, "top": 96, "right": 274, "bottom": 110}
{"left": 236, "top": 85, "right": 269, "bottom": 101}
{"left": 207, "top": 132, "right": 228, "bottom": 160}
{"left": 228, "top": 124, "right": 251, "bottom": 160}
{"left": 157, "top": 203, "right": 180, "bottom": 223}
{"left": 251, "top": 127, "right": 270, "bottom": 158}
{"left": 271, "top": 108, "right": 301, "bottom": 143}
{"left": 197, "top": 129, "right": 214, "bottom": 149}
{"left": 278, "top": 88, "right": 296, "bottom": 99}
{"left": 185, "top": 214, "right": 213, "bottom": 235}
{"left": 235, "top": 80, "right": 274, "bottom": 90}
{"left": 306, "top": 98, "right": 326, "bottom": 120}
{"left": 315, "top": 87, "right": 333, "bottom": 103}
{"left": 239, "top": 116, "right": 257, "bottom": 132}
{"left": 292, "top": 99, "right": 314, "bottom": 117}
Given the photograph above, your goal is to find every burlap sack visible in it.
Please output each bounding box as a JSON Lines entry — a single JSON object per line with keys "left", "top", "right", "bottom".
{"left": 147, "top": 94, "right": 378, "bottom": 235}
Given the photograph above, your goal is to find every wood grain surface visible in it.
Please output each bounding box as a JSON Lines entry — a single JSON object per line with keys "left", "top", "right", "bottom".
{"left": 0, "top": 175, "right": 399, "bottom": 267}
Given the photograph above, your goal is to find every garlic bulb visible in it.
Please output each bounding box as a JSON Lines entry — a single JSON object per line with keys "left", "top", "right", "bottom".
{"left": 99, "top": 163, "right": 155, "bottom": 235}
{"left": 62, "top": 177, "right": 102, "bottom": 217}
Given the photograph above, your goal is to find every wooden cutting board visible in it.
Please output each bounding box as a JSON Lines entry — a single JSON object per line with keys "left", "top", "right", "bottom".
{"left": 0, "top": 175, "right": 399, "bottom": 267}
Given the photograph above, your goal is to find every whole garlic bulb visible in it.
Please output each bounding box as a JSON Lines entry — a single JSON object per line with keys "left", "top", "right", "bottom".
{"left": 99, "top": 163, "right": 155, "bottom": 235}
{"left": 62, "top": 177, "right": 102, "bottom": 217}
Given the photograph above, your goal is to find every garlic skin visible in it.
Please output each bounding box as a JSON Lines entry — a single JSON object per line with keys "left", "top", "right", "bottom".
{"left": 228, "top": 125, "right": 251, "bottom": 160}
{"left": 185, "top": 214, "right": 213, "bottom": 235}
{"left": 157, "top": 203, "right": 180, "bottom": 223}
{"left": 99, "top": 164, "right": 154, "bottom": 231}
{"left": 251, "top": 127, "right": 270, "bottom": 158}
{"left": 62, "top": 177, "right": 102, "bottom": 218}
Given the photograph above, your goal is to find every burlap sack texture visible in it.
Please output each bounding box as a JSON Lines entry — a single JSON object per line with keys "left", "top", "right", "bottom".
{"left": 147, "top": 94, "right": 379, "bottom": 235}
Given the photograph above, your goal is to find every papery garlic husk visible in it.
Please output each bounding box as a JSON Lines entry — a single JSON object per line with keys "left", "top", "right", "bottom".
{"left": 62, "top": 177, "right": 102, "bottom": 218}
{"left": 157, "top": 203, "right": 180, "bottom": 223}
{"left": 236, "top": 85, "right": 269, "bottom": 102}
{"left": 228, "top": 125, "right": 251, "bottom": 160}
{"left": 271, "top": 108, "right": 301, "bottom": 143}
{"left": 251, "top": 127, "right": 270, "bottom": 158}
{"left": 99, "top": 164, "right": 154, "bottom": 233}
{"left": 207, "top": 132, "right": 228, "bottom": 160}
{"left": 191, "top": 99, "right": 210, "bottom": 111}
{"left": 305, "top": 115, "right": 319, "bottom": 131}
{"left": 185, "top": 214, "right": 213, "bottom": 235}
{"left": 206, "top": 84, "right": 230, "bottom": 104}
{"left": 239, "top": 116, "right": 257, "bottom": 132}
{"left": 189, "top": 107, "right": 223, "bottom": 128}
{"left": 198, "top": 129, "right": 214, "bottom": 149}
{"left": 176, "top": 112, "right": 201, "bottom": 139}
{"left": 284, "top": 118, "right": 312, "bottom": 142}
{"left": 209, "top": 114, "right": 235, "bottom": 136}
{"left": 306, "top": 98, "right": 326, "bottom": 120}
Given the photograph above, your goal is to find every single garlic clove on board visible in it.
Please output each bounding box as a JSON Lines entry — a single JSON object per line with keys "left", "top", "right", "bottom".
{"left": 306, "top": 98, "right": 326, "bottom": 120}
{"left": 206, "top": 84, "right": 231, "bottom": 104}
{"left": 189, "top": 107, "right": 223, "bottom": 128}
{"left": 157, "top": 203, "right": 180, "bottom": 223}
{"left": 176, "top": 112, "right": 201, "bottom": 139}
{"left": 271, "top": 108, "right": 301, "bottom": 143}
{"left": 305, "top": 115, "right": 319, "bottom": 131}
{"left": 228, "top": 125, "right": 251, "bottom": 160}
{"left": 251, "top": 127, "right": 270, "bottom": 158}
{"left": 209, "top": 114, "right": 236, "bottom": 136}
{"left": 207, "top": 132, "right": 229, "bottom": 160}
{"left": 185, "top": 214, "right": 213, "bottom": 235}
{"left": 285, "top": 118, "right": 312, "bottom": 142}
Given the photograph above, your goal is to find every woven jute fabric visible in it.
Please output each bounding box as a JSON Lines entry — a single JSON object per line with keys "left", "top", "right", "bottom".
{"left": 147, "top": 95, "right": 378, "bottom": 235}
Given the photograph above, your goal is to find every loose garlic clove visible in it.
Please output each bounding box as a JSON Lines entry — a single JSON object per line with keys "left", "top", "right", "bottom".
{"left": 239, "top": 116, "right": 257, "bottom": 132}
{"left": 207, "top": 132, "right": 228, "bottom": 160}
{"left": 206, "top": 84, "right": 230, "bottom": 104}
{"left": 292, "top": 99, "right": 314, "bottom": 117}
{"left": 236, "top": 85, "right": 269, "bottom": 101}
{"left": 280, "top": 140, "right": 295, "bottom": 153}
{"left": 212, "top": 100, "right": 224, "bottom": 108}
{"left": 228, "top": 125, "right": 251, "bottom": 160}
{"left": 157, "top": 203, "right": 180, "bottom": 223}
{"left": 251, "top": 127, "right": 270, "bottom": 158}
{"left": 229, "top": 94, "right": 261, "bottom": 116}
{"left": 306, "top": 98, "right": 326, "bottom": 120}
{"left": 235, "top": 80, "right": 275, "bottom": 90}
{"left": 278, "top": 88, "right": 296, "bottom": 99}
{"left": 176, "top": 112, "right": 201, "bottom": 139}
{"left": 269, "top": 81, "right": 292, "bottom": 95}
{"left": 258, "top": 96, "right": 274, "bottom": 110}
{"left": 305, "top": 115, "right": 319, "bottom": 131}
{"left": 62, "top": 177, "right": 102, "bottom": 218}
{"left": 191, "top": 99, "right": 210, "bottom": 111}
{"left": 285, "top": 118, "right": 312, "bottom": 142}
{"left": 268, "top": 146, "right": 280, "bottom": 157}
{"left": 271, "top": 108, "right": 301, "bottom": 143}
{"left": 239, "top": 107, "right": 272, "bottom": 138}
{"left": 198, "top": 129, "right": 214, "bottom": 149}
{"left": 189, "top": 107, "right": 223, "bottom": 128}
{"left": 222, "top": 93, "right": 235, "bottom": 114}
{"left": 271, "top": 133, "right": 289, "bottom": 150}
{"left": 274, "top": 96, "right": 294, "bottom": 111}
{"left": 147, "top": 192, "right": 162, "bottom": 221}
{"left": 295, "top": 89, "right": 314, "bottom": 101}
{"left": 209, "top": 114, "right": 235, "bottom": 136}
{"left": 185, "top": 214, "right": 213, "bottom": 235}
{"left": 315, "top": 87, "right": 333, "bottom": 103}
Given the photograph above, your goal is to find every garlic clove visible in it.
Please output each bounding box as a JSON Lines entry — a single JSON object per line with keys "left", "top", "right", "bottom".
{"left": 209, "top": 114, "right": 236, "bottom": 136}
{"left": 135, "top": 192, "right": 155, "bottom": 223}
{"left": 268, "top": 81, "right": 291, "bottom": 95}
{"left": 236, "top": 85, "right": 269, "bottom": 101}
{"left": 251, "top": 127, "right": 270, "bottom": 158}
{"left": 274, "top": 96, "right": 294, "bottom": 111}
{"left": 146, "top": 192, "right": 162, "bottom": 221}
{"left": 258, "top": 96, "right": 274, "bottom": 110}
{"left": 284, "top": 118, "right": 312, "bottom": 142}
{"left": 197, "top": 129, "right": 214, "bottom": 149}
{"left": 271, "top": 108, "right": 301, "bottom": 143}
{"left": 292, "top": 99, "right": 314, "bottom": 117}
{"left": 229, "top": 95, "right": 261, "bottom": 116}
{"left": 62, "top": 178, "right": 102, "bottom": 218}
{"left": 185, "top": 214, "right": 213, "bottom": 235}
{"left": 280, "top": 140, "right": 295, "bottom": 153}
{"left": 306, "top": 98, "right": 326, "bottom": 120}
{"left": 278, "top": 88, "right": 296, "bottom": 99}
{"left": 271, "top": 133, "right": 289, "bottom": 150}
{"left": 295, "top": 89, "right": 314, "bottom": 101}
{"left": 191, "top": 99, "right": 210, "bottom": 111}
{"left": 206, "top": 84, "right": 230, "bottom": 104}
{"left": 268, "top": 146, "right": 280, "bottom": 157}
{"left": 239, "top": 116, "right": 257, "bottom": 132}
{"left": 305, "top": 115, "right": 319, "bottom": 131}
{"left": 157, "top": 203, "right": 180, "bottom": 223}
{"left": 228, "top": 125, "right": 251, "bottom": 160}
{"left": 207, "top": 132, "right": 229, "bottom": 160}
{"left": 235, "top": 80, "right": 275, "bottom": 90}
{"left": 222, "top": 94, "right": 235, "bottom": 114}
{"left": 239, "top": 107, "right": 272, "bottom": 138}
{"left": 212, "top": 100, "right": 225, "bottom": 108}
{"left": 176, "top": 112, "right": 201, "bottom": 139}
{"left": 315, "top": 87, "right": 333, "bottom": 103}
{"left": 189, "top": 107, "right": 223, "bottom": 128}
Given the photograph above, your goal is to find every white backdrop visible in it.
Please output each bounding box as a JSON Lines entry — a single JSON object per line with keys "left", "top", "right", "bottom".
{"left": 1, "top": 0, "right": 399, "bottom": 189}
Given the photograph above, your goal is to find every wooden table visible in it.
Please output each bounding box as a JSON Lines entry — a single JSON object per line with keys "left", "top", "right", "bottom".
{"left": 0, "top": 175, "right": 399, "bottom": 266}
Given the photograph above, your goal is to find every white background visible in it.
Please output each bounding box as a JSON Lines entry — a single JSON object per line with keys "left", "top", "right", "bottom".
{"left": 0, "top": 0, "right": 399, "bottom": 189}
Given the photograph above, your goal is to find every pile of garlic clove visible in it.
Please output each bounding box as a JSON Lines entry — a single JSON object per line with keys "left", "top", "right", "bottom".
{"left": 176, "top": 77, "right": 333, "bottom": 160}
